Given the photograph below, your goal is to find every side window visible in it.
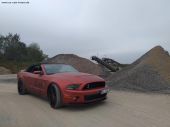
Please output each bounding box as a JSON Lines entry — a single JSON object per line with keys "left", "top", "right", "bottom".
{"left": 26, "top": 65, "right": 42, "bottom": 73}
{"left": 33, "top": 65, "right": 42, "bottom": 72}
{"left": 26, "top": 65, "right": 34, "bottom": 73}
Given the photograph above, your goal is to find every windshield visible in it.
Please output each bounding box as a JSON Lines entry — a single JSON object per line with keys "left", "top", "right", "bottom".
{"left": 44, "top": 64, "right": 78, "bottom": 75}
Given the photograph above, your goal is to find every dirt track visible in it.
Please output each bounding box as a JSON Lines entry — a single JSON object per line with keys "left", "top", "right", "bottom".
{"left": 0, "top": 75, "right": 170, "bottom": 127}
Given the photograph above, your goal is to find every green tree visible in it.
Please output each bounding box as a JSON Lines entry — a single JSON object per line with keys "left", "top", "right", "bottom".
{"left": 0, "top": 35, "right": 5, "bottom": 58}
{"left": 1, "top": 33, "right": 27, "bottom": 61}
{"left": 27, "top": 42, "right": 47, "bottom": 62}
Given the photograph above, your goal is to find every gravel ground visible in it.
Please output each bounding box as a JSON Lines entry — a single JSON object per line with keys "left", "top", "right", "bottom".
{"left": 0, "top": 75, "right": 170, "bottom": 127}
{"left": 0, "top": 74, "right": 17, "bottom": 83}
{"left": 108, "top": 65, "right": 170, "bottom": 93}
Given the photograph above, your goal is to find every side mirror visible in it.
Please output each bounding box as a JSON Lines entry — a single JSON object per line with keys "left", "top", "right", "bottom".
{"left": 33, "top": 71, "right": 43, "bottom": 75}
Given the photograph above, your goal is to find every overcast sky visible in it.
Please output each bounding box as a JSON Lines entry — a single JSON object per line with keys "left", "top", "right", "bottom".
{"left": 0, "top": 0, "right": 170, "bottom": 63}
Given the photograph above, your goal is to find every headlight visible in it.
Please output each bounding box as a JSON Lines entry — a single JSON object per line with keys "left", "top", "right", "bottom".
{"left": 67, "top": 84, "right": 80, "bottom": 90}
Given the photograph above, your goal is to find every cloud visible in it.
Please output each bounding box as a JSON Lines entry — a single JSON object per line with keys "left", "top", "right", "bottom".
{"left": 0, "top": 0, "right": 170, "bottom": 63}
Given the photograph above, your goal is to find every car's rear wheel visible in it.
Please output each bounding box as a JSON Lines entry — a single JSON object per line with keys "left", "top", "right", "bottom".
{"left": 48, "top": 84, "right": 62, "bottom": 109}
{"left": 18, "top": 80, "right": 27, "bottom": 95}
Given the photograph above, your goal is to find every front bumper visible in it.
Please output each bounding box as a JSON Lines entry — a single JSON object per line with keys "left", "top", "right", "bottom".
{"left": 63, "top": 87, "right": 109, "bottom": 104}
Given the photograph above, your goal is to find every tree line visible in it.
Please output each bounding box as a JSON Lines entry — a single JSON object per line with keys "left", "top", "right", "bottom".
{"left": 0, "top": 33, "right": 48, "bottom": 72}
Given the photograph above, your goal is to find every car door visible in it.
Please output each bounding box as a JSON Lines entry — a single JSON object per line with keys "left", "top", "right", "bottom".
{"left": 24, "top": 72, "right": 35, "bottom": 92}
{"left": 22, "top": 65, "right": 37, "bottom": 93}
{"left": 33, "top": 75, "right": 47, "bottom": 96}
{"left": 31, "top": 65, "right": 47, "bottom": 96}
{"left": 27, "top": 65, "right": 41, "bottom": 95}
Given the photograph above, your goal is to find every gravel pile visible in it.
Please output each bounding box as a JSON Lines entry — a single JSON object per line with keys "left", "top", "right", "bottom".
{"left": 108, "top": 46, "right": 170, "bottom": 93}
{"left": 45, "top": 54, "right": 104, "bottom": 76}
{"left": 0, "top": 66, "right": 11, "bottom": 75}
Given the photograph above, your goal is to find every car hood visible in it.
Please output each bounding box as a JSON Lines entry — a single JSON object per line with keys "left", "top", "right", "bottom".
{"left": 49, "top": 72, "right": 104, "bottom": 84}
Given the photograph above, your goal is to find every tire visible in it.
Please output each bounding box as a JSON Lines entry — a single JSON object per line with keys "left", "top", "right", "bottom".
{"left": 18, "top": 80, "right": 27, "bottom": 95}
{"left": 48, "top": 84, "right": 62, "bottom": 109}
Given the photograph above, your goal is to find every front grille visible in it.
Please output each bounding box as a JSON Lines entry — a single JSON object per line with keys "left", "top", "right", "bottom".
{"left": 83, "top": 82, "right": 105, "bottom": 90}
{"left": 84, "top": 93, "right": 107, "bottom": 101}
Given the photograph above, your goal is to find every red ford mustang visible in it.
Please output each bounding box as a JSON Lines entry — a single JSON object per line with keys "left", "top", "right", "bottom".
{"left": 17, "top": 63, "right": 109, "bottom": 109}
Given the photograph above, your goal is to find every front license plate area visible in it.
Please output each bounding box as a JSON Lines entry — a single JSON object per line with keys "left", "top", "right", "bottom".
{"left": 100, "top": 89, "right": 108, "bottom": 94}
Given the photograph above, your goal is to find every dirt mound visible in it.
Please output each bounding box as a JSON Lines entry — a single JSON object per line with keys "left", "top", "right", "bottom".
{"left": 0, "top": 66, "right": 11, "bottom": 75}
{"left": 45, "top": 54, "right": 104, "bottom": 75}
{"left": 108, "top": 46, "right": 170, "bottom": 92}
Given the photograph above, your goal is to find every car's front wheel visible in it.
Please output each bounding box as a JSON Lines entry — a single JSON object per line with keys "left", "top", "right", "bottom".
{"left": 18, "top": 80, "right": 27, "bottom": 95}
{"left": 48, "top": 84, "right": 62, "bottom": 109}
